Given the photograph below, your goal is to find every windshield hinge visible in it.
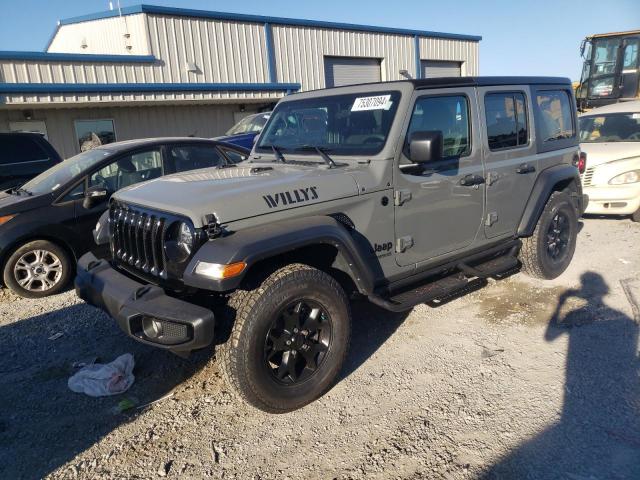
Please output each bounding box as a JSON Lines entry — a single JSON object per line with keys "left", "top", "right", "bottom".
{"left": 204, "top": 214, "right": 224, "bottom": 239}
{"left": 394, "top": 189, "right": 412, "bottom": 206}
{"left": 396, "top": 235, "right": 414, "bottom": 253}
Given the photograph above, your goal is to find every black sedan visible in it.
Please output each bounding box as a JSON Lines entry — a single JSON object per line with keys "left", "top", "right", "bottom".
{"left": 0, "top": 137, "right": 248, "bottom": 298}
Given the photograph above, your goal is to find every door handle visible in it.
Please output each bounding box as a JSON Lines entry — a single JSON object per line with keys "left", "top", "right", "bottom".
{"left": 516, "top": 163, "right": 536, "bottom": 174}
{"left": 459, "top": 174, "right": 485, "bottom": 187}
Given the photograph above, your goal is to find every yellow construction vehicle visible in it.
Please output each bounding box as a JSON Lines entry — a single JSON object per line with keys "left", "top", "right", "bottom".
{"left": 576, "top": 30, "right": 639, "bottom": 111}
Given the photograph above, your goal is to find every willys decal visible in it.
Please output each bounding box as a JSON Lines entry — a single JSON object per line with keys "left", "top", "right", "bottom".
{"left": 263, "top": 186, "right": 319, "bottom": 208}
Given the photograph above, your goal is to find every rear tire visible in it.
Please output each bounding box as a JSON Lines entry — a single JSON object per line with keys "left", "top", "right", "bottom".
{"left": 3, "top": 240, "right": 73, "bottom": 298}
{"left": 519, "top": 192, "right": 578, "bottom": 280}
{"left": 219, "top": 263, "right": 351, "bottom": 413}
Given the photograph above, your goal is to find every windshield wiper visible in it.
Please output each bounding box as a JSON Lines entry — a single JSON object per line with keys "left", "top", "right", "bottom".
{"left": 11, "top": 187, "right": 32, "bottom": 196}
{"left": 293, "top": 145, "right": 344, "bottom": 169}
{"left": 268, "top": 145, "right": 286, "bottom": 163}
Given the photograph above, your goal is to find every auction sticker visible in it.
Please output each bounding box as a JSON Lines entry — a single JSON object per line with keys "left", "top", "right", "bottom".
{"left": 351, "top": 95, "right": 393, "bottom": 111}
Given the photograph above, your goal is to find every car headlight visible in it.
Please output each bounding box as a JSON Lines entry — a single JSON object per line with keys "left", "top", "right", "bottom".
{"left": 164, "top": 221, "right": 196, "bottom": 263}
{"left": 609, "top": 170, "right": 640, "bottom": 185}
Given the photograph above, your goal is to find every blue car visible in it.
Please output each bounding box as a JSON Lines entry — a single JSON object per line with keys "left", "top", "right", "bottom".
{"left": 215, "top": 112, "right": 271, "bottom": 150}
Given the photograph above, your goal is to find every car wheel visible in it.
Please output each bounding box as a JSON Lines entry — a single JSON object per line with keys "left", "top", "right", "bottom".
{"left": 3, "top": 240, "right": 73, "bottom": 298}
{"left": 632, "top": 207, "right": 640, "bottom": 223}
{"left": 219, "top": 263, "right": 351, "bottom": 413}
{"left": 519, "top": 191, "right": 578, "bottom": 280}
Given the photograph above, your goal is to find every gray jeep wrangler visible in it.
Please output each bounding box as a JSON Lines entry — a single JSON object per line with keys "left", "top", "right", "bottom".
{"left": 76, "top": 77, "right": 588, "bottom": 413}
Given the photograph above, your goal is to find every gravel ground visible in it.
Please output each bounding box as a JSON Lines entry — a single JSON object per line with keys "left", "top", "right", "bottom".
{"left": 1, "top": 217, "right": 639, "bottom": 480}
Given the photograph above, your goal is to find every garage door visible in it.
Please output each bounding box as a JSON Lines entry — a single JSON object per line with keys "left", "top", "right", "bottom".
{"left": 421, "top": 60, "right": 462, "bottom": 78}
{"left": 324, "top": 57, "right": 382, "bottom": 88}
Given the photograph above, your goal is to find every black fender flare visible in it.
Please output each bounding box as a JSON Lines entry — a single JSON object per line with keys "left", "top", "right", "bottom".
{"left": 517, "top": 164, "right": 585, "bottom": 237}
{"left": 183, "top": 215, "right": 377, "bottom": 294}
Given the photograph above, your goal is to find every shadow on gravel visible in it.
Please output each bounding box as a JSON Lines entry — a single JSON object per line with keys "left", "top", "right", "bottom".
{"left": 0, "top": 297, "right": 409, "bottom": 479}
{"left": 0, "top": 303, "right": 210, "bottom": 480}
{"left": 482, "top": 271, "right": 640, "bottom": 479}
{"left": 340, "top": 299, "right": 410, "bottom": 380}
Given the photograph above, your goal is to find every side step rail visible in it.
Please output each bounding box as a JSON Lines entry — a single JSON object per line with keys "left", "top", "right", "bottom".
{"left": 368, "top": 246, "right": 521, "bottom": 313}
{"left": 456, "top": 245, "right": 520, "bottom": 279}
{"left": 369, "top": 276, "right": 487, "bottom": 312}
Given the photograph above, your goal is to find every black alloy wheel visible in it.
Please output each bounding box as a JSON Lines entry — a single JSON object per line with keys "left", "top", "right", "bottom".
{"left": 219, "top": 263, "right": 351, "bottom": 413}
{"left": 546, "top": 211, "right": 571, "bottom": 263}
{"left": 519, "top": 191, "right": 578, "bottom": 280}
{"left": 264, "top": 299, "right": 332, "bottom": 385}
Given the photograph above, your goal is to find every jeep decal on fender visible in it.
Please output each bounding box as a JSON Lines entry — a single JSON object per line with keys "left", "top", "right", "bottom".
{"left": 263, "top": 186, "right": 319, "bottom": 208}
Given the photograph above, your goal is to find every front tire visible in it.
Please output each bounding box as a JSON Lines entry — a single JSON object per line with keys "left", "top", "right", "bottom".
{"left": 632, "top": 207, "right": 640, "bottom": 223}
{"left": 3, "top": 240, "right": 73, "bottom": 298}
{"left": 519, "top": 191, "right": 578, "bottom": 280}
{"left": 219, "top": 264, "right": 351, "bottom": 413}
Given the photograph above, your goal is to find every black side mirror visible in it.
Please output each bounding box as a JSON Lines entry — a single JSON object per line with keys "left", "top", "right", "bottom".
{"left": 83, "top": 185, "right": 109, "bottom": 209}
{"left": 409, "top": 131, "right": 444, "bottom": 164}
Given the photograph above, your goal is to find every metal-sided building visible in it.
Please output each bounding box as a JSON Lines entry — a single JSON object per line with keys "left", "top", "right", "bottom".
{"left": 0, "top": 4, "right": 481, "bottom": 158}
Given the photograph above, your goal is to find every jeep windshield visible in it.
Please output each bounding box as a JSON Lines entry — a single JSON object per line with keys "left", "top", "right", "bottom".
{"left": 579, "top": 113, "right": 640, "bottom": 143}
{"left": 256, "top": 91, "right": 401, "bottom": 156}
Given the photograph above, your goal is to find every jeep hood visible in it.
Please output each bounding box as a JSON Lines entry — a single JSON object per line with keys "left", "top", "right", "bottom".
{"left": 580, "top": 142, "right": 640, "bottom": 168}
{"left": 114, "top": 163, "right": 360, "bottom": 227}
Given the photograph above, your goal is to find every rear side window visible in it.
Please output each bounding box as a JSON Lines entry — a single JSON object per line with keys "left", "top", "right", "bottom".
{"left": 485, "top": 92, "right": 528, "bottom": 150}
{"left": 535, "top": 90, "right": 575, "bottom": 142}
{"left": 0, "top": 136, "right": 50, "bottom": 165}
{"left": 219, "top": 147, "right": 248, "bottom": 164}
{"left": 169, "top": 145, "right": 225, "bottom": 173}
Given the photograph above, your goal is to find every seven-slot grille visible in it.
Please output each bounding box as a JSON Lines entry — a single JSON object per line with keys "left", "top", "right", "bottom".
{"left": 581, "top": 166, "right": 596, "bottom": 187}
{"left": 110, "top": 203, "right": 168, "bottom": 278}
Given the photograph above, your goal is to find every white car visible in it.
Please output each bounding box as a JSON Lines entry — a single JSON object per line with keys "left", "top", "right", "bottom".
{"left": 579, "top": 101, "right": 640, "bottom": 222}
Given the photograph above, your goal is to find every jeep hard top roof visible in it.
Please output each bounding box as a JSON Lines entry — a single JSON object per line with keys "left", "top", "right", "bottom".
{"left": 290, "top": 76, "right": 572, "bottom": 98}
{"left": 408, "top": 76, "right": 571, "bottom": 90}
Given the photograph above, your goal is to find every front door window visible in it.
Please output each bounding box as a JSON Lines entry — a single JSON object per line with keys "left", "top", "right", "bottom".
{"left": 89, "top": 149, "right": 162, "bottom": 192}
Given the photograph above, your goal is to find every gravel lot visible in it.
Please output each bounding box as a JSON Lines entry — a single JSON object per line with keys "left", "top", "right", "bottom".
{"left": 1, "top": 217, "right": 639, "bottom": 480}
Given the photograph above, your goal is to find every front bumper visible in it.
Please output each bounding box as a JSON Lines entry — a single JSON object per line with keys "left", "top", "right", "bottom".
{"left": 583, "top": 185, "right": 640, "bottom": 215}
{"left": 75, "top": 252, "right": 215, "bottom": 354}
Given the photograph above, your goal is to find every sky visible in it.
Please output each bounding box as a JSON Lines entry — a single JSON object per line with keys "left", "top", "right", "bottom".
{"left": 0, "top": 0, "right": 638, "bottom": 80}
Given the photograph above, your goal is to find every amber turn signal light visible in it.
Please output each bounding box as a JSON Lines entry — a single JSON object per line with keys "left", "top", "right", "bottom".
{"left": 0, "top": 214, "right": 16, "bottom": 226}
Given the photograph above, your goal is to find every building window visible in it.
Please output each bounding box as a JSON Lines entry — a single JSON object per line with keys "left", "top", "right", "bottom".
{"left": 9, "top": 120, "right": 49, "bottom": 139}
{"left": 74, "top": 119, "right": 116, "bottom": 152}
{"left": 484, "top": 92, "right": 528, "bottom": 150}
{"left": 535, "top": 90, "right": 575, "bottom": 142}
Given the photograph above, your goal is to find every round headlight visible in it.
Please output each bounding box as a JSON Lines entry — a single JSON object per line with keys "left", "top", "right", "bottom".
{"left": 164, "top": 221, "right": 196, "bottom": 263}
{"left": 178, "top": 222, "right": 194, "bottom": 254}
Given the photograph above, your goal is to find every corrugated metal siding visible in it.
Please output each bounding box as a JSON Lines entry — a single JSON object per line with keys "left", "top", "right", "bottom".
{"left": 1, "top": 14, "right": 479, "bottom": 106}
{"left": 419, "top": 37, "right": 479, "bottom": 76}
{"left": 0, "top": 104, "right": 242, "bottom": 158}
{"left": 0, "top": 55, "right": 285, "bottom": 105}
{"left": 273, "top": 26, "right": 415, "bottom": 90}
{"left": 145, "top": 14, "right": 269, "bottom": 84}
{"left": 48, "top": 14, "right": 150, "bottom": 55}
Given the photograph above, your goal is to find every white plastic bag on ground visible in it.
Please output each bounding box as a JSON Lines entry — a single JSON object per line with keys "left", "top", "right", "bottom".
{"left": 68, "top": 353, "right": 135, "bottom": 397}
